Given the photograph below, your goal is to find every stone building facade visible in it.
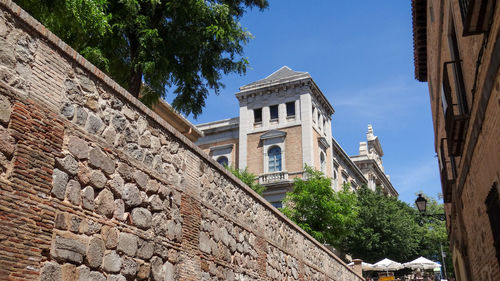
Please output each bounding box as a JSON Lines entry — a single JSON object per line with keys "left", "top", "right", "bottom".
{"left": 412, "top": 0, "right": 500, "bottom": 280}
{"left": 351, "top": 125, "right": 397, "bottom": 196}
{"left": 197, "top": 67, "right": 398, "bottom": 207}
{"left": 0, "top": 1, "right": 364, "bottom": 280}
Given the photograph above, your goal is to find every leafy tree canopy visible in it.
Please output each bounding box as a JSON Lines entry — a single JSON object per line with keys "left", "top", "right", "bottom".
{"left": 226, "top": 165, "right": 265, "bottom": 195}
{"left": 16, "top": 0, "right": 269, "bottom": 117}
{"left": 282, "top": 165, "right": 359, "bottom": 248}
{"left": 341, "top": 186, "right": 421, "bottom": 263}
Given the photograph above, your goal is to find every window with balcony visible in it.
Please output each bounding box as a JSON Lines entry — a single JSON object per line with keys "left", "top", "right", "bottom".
{"left": 254, "top": 108, "right": 262, "bottom": 123}
{"left": 438, "top": 138, "right": 457, "bottom": 203}
{"left": 459, "top": 0, "right": 496, "bottom": 35}
{"left": 270, "top": 105, "right": 279, "bottom": 120}
{"left": 442, "top": 20, "right": 469, "bottom": 156}
{"left": 286, "top": 101, "right": 295, "bottom": 117}
{"left": 485, "top": 183, "right": 500, "bottom": 266}
{"left": 268, "top": 146, "right": 282, "bottom": 172}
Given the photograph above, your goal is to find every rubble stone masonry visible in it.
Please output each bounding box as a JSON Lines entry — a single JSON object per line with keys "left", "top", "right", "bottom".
{"left": 0, "top": 1, "right": 362, "bottom": 280}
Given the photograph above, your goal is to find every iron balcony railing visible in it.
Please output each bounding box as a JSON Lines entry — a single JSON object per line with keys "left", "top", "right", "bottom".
{"left": 459, "top": 0, "right": 496, "bottom": 35}
{"left": 442, "top": 61, "right": 469, "bottom": 156}
{"left": 439, "top": 139, "right": 457, "bottom": 203}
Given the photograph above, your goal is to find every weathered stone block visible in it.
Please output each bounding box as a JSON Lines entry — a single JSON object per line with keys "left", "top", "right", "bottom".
{"left": 102, "top": 250, "right": 122, "bottom": 273}
{"left": 86, "top": 236, "right": 104, "bottom": 268}
{"left": 89, "top": 147, "right": 115, "bottom": 174}
{"left": 52, "top": 168, "right": 69, "bottom": 200}
{"left": 108, "top": 274, "right": 127, "bottom": 281}
{"left": 86, "top": 112, "right": 104, "bottom": 134}
{"left": 199, "top": 232, "right": 211, "bottom": 254}
{"left": 82, "top": 186, "right": 95, "bottom": 211}
{"left": 137, "top": 263, "right": 151, "bottom": 280}
{"left": 95, "top": 188, "right": 114, "bottom": 217}
{"left": 0, "top": 95, "right": 11, "bottom": 125}
{"left": 137, "top": 240, "right": 154, "bottom": 260}
{"left": 66, "top": 179, "right": 82, "bottom": 205}
{"left": 131, "top": 207, "right": 152, "bottom": 230}
{"left": 122, "top": 183, "right": 141, "bottom": 208}
{"left": 68, "top": 136, "right": 90, "bottom": 160}
{"left": 133, "top": 170, "right": 149, "bottom": 189}
{"left": 90, "top": 169, "right": 107, "bottom": 189}
{"left": 121, "top": 256, "right": 138, "bottom": 278}
{"left": 118, "top": 232, "right": 138, "bottom": 257}
{"left": 0, "top": 127, "right": 14, "bottom": 158}
{"left": 108, "top": 173, "right": 124, "bottom": 197}
{"left": 117, "top": 163, "right": 133, "bottom": 181}
{"left": 51, "top": 236, "right": 86, "bottom": 264}
{"left": 102, "top": 226, "right": 119, "bottom": 249}
{"left": 114, "top": 199, "right": 126, "bottom": 221}
{"left": 76, "top": 265, "right": 90, "bottom": 281}
{"left": 41, "top": 262, "right": 61, "bottom": 281}
{"left": 89, "top": 271, "right": 106, "bottom": 281}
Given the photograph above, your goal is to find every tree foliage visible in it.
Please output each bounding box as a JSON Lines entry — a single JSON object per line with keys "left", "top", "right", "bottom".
{"left": 226, "top": 165, "right": 265, "bottom": 195}
{"left": 16, "top": 0, "right": 269, "bottom": 117}
{"left": 282, "top": 166, "right": 359, "bottom": 248}
{"left": 416, "top": 193, "right": 454, "bottom": 277}
{"left": 341, "top": 186, "right": 421, "bottom": 263}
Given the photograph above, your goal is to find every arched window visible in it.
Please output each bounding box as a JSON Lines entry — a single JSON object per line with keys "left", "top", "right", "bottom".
{"left": 268, "top": 146, "right": 282, "bottom": 172}
{"left": 216, "top": 156, "right": 228, "bottom": 166}
{"left": 320, "top": 152, "right": 325, "bottom": 173}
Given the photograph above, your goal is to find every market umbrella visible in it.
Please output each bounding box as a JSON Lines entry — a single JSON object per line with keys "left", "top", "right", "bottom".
{"left": 403, "top": 256, "right": 442, "bottom": 270}
{"left": 347, "top": 261, "right": 375, "bottom": 270}
{"left": 372, "top": 258, "right": 403, "bottom": 272}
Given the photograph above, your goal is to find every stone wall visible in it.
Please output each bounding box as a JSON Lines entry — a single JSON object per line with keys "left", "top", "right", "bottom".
{"left": 0, "top": 1, "right": 363, "bottom": 280}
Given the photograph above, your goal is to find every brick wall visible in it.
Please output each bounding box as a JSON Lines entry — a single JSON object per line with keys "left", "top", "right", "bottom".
{"left": 0, "top": 2, "right": 363, "bottom": 281}
{"left": 424, "top": 1, "right": 500, "bottom": 280}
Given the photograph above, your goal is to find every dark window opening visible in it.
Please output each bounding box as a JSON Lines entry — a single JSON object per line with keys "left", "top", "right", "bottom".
{"left": 271, "top": 201, "right": 283, "bottom": 209}
{"left": 216, "top": 156, "right": 228, "bottom": 166}
{"left": 286, "top": 102, "right": 295, "bottom": 117}
{"left": 485, "top": 182, "right": 500, "bottom": 266}
{"left": 270, "top": 105, "right": 279, "bottom": 120}
{"left": 254, "top": 108, "right": 262, "bottom": 123}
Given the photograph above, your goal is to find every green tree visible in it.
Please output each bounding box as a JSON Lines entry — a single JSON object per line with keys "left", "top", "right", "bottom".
{"left": 341, "top": 185, "right": 421, "bottom": 263}
{"left": 414, "top": 193, "right": 454, "bottom": 277}
{"left": 226, "top": 165, "right": 265, "bottom": 195}
{"left": 282, "top": 165, "right": 359, "bottom": 248}
{"left": 16, "top": 0, "right": 269, "bottom": 117}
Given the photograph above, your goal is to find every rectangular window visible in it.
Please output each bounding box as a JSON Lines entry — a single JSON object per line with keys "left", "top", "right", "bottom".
{"left": 270, "top": 105, "right": 278, "bottom": 120}
{"left": 271, "top": 201, "right": 283, "bottom": 209}
{"left": 312, "top": 106, "right": 316, "bottom": 123}
{"left": 486, "top": 183, "right": 500, "bottom": 265}
{"left": 286, "top": 102, "right": 295, "bottom": 117}
{"left": 254, "top": 108, "right": 262, "bottom": 123}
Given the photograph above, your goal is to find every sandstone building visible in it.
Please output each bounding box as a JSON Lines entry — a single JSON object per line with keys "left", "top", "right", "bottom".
{"left": 196, "top": 66, "right": 398, "bottom": 207}
{"left": 412, "top": 0, "right": 500, "bottom": 280}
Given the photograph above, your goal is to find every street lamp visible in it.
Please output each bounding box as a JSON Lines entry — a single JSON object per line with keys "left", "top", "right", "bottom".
{"left": 415, "top": 193, "right": 427, "bottom": 213}
{"left": 414, "top": 193, "right": 448, "bottom": 279}
{"left": 414, "top": 194, "right": 445, "bottom": 220}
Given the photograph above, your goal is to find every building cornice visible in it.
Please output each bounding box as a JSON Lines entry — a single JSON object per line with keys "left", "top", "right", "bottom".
{"left": 331, "top": 137, "right": 367, "bottom": 184}
{"left": 411, "top": 0, "right": 428, "bottom": 82}
{"left": 236, "top": 77, "right": 334, "bottom": 116}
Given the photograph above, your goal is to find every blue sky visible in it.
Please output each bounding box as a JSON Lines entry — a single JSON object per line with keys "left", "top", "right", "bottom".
{"left": 172, "top": 1, "right": 441, "bottom": 204}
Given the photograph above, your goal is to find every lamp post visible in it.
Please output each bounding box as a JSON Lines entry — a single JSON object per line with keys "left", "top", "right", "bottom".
{"left": 414, "top": 194, "right": 446, "bottom": 220}
{"left": 415, "top": 193, "right": 427, "bottom": 213}
{"left": 414, "top": 194, "right": 448, "bottom": 279}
